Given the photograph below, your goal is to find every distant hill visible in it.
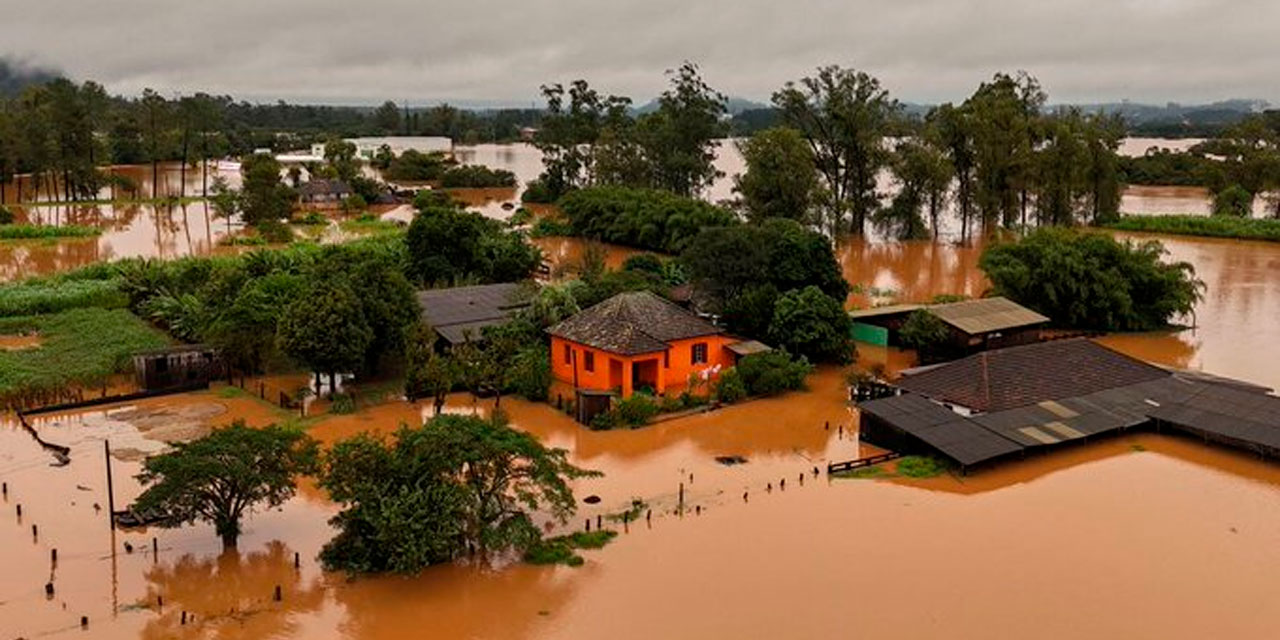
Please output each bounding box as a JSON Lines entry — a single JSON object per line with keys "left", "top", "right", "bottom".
{"left": 0, "top": 58, "right": 60, "bottom": 98}
{"left": 632, "top": 96, "right": 769, "bottom": 116}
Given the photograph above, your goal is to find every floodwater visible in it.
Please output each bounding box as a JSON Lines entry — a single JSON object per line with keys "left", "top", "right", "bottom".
{"left": 6, "top": 365, "right": 1280, "bottom": 638}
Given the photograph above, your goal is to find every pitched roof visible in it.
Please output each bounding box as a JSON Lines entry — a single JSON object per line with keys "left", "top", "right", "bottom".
{"left": 927, "top": 296, "right": 1048, "bottom": 335}
{"left": 896, "top": 338, "right": 1170, "bottom": 413}
{"left": 847, "top": 303, "right": 926, "bottom": 320}
{"left": 548, "top": 291, "right": 721, "bottom": 355}
{"left": 297, "top": 179, "right": 352, "bottom": 197}
{"left": 418, "top": 283, "right": 532, "bottom": 345}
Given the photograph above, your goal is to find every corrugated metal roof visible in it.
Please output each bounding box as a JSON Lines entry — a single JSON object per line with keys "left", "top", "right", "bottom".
{"left": 848, "top": 303, "right": 926, "bottom": 319}
{"left": 927, "top": 296, "right": 1048, "bottom": 335}
{"left": 859, "top": 394, "right": 1024, "bottom": 467}
{"left": 726, "top": 340, "right": 773, "bottom": 357}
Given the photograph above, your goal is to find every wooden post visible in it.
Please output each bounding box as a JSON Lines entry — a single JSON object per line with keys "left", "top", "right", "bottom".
{"left": 678, "top": 482, "right": 684, "bottom": 510}
{"left": 104, "top": 440, "right": 115, "bottom": 529}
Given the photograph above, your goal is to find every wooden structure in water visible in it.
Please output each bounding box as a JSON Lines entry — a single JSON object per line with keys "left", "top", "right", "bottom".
{"left": 132, "top": 345, "right": 220, "bottom": 393}
{"left": 827, "top": 452, "right": 902, "bottom": 474}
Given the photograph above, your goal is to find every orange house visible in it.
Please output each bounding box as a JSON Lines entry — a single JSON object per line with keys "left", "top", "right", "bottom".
{"left": 548, "top": 291, "right": 739, "bottom": 398}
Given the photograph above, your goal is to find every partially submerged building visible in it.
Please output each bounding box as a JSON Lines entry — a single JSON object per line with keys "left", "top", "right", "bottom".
{"left": 297, "top": 179, "right": 353, "bottom": 204}
{"left": 850, "top": 296, "right": 1048, "bottom": 352}
{"left": 417, "top": 283, "right": 533, "bottom": 348}
{"left": 548, "top": 291, "right": 741, "bottom": 398}
{"left": 858, "top": 338, "right": 1280, "bottom": 472}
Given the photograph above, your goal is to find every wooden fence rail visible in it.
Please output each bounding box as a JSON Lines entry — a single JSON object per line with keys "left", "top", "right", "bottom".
{"left": 827, "top": 452, "right": 902, "bottom": 474}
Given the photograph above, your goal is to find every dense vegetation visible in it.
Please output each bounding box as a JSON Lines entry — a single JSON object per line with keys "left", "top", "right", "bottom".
{"left": 405, "top": 193, "right": 541, "bottom": 285}
{"left": 979, "top": 228, "right": 1203, "bottom": 331}
{"left": 1105, "top": 214, "right": 1280, "bottom": 242}
{"left": 0, "top": 224, "right": 100, "bottom": 239}
{"left": 681, "top": 219, "right": 853, "bottom": 362}
{"left": 558, "top": 186, "right": 737, "bottom": 254}
{"left": 319, "top": 414, "right": 597, "bottom": 574}
{"left": 0, "top": 307, "right": 169, "bottom": 409}
{"left": 439, "top": 165, "right": 517, "bottom": 188}
{"left": 132, "top": 422, "right": 319, "bottom": 548}
{"left": 713, "top": 351, "right": 812, "bottom": 404}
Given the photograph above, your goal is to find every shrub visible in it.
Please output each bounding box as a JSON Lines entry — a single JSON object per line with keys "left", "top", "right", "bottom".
{"left": 713, "top": 368, "right": 747, "bottom": 404}
{"left": 1212, "top": 184, "right": 1254, "bottom": 217}
{"left": 898, "top": 309, "right": 951, "bottom": 355}
{"left": 0, "top": 206, "right": 13, "bottom": 224}
{"left": 530, "top": 217, "right": 573, "bottom": 237}
{"left": 440, "top": 165, "right": 517, "bottom": 188}
{"left": 256, "top": 219, "right": 295, "bottom": 244}
{"left": 614, "top": 392, "right": 659, "bottom": 426}
{"left": 295, "top": 211, "right": 328, "bottom": 225}
{"left": 559, "top": 186, "right": 738, "bottom": 253}
{"left": 768, "top": 286, "right": 854, "bottom": 363}
{"left": 520, "top": 179, "right": 555, "bottom": 204}
{"left": 1105, "top": 214, "right": 1280, "bottom": 242}
{"left": 384, "top": 149, "right": 451, "bottom": 181}
{"left": 330, "top": 393, "right": 356, "bottom": 414}
{"left": 735, "top": 350, "right": 812, "bottom": 396}
{"left": 896, "top": 456, "right": 947, "bottom": 478}
{"left": 622, "top": 253, "right": 665, "bottom": 275}
{"left": 0, "top": 278, "right": 127, "bottom": 316}
{"left": 342, "top": 194, "right": 368, "bottom": 214}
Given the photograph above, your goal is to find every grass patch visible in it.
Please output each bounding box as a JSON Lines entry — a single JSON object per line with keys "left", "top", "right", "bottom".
{"left": 0, "top": 307, "right": 170, "bottom": 408}
{"left": 1106, "top": 214, "right": 1280, "bottom": 242}
{"left": 524, "top": 530, "right": 618, "bottom": 567}
{"left": 339, "top": 215, "right": 401, "bottom": 235}
{"left": 1130, "top": 443, "right": 1147, "bottom": 452}
{"left": 0, "top": 278, "right": 126, "bottom": 316}
{"left": 896, "top": 456, "right": 948, "bottom": 478}
{"left": 217, "top": 385, "right": 249, "bottom": 399}
{"left": 219, "top": 234, "right": 269, "bottom": 246}
{"left": 832, "top": 465, "right": 892, "bottom": 479}
{"left": 0, "top": 224, "right": 102, "bottom": 240}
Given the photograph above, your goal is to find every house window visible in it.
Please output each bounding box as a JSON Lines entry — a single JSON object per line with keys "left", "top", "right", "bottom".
{"left": 563, "top": 344, "right": 572, "bottom": 364}
{"left": 584, "top": 351, "right": 595, "bottom": 372}
{"left": 691, "top": 343, "right": 708, "bottom": 365}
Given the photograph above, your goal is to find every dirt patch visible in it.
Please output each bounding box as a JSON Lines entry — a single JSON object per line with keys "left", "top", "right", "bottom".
{"left": 107, "top": 401, "right": 229, "bottom": 443}
{"left": 0, "top": 333, "right": 41, "bottom": 350}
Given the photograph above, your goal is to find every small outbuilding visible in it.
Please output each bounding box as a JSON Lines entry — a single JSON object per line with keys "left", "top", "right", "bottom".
{"left": 132, "top": 345, "right": 220, "bottom": 393}
{"left": 849, "top": 296, "right": 1047, "bottom": 352}
{"left": 297, "top": 179, "right": 353, "bottom": 204}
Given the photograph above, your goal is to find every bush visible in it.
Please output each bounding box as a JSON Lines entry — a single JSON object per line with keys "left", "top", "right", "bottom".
{"left": 520, "top": 179, "right": 556, "bottom": 204}
{"left": 0, "top": 206, "right": 13, "bottom": 224}
{"left": 735, "top": 350, "right": 812, "bottom": 396}
{"left": 406, "top": 204, "right": 540, "bottom": 285}
{"left": 440, "top": 165, "right": 517, "bottom": 188}
{"left": 384, "top": 149, "right": 451, "bottom": 182}
{"left": 330, "top": 393, "right": 356, "bottom": 414}
{"left": 713, "top": 368, "right": 747, "bottom": 404}
{"left": 559, "top": 186, "right": 738, "bottom": 254}
{"left": 256, "top": 219, "right": 295, "bottom": 244}
{"left": 505, "top": 344, "right": 552, "bottom": 402}
{"left": 896, "top": 456, "right": 947, "bottom": 478}
{"left": 295, "top": 211, "right": 328, "bottom": 225}
{"left": 980, "top": 228, "right": 1203, "bottom": 331}
{"left": 1212, "top": 184, "right": 1253, "bottom": 217}
{"left": 622, "top": 253, "right": 664, "bottom": 275}
{"left": 530, "top": 217, "right": 573, "bottom": 237}
{"left": 341, "top": 194, "right": 368, "bottom": 214}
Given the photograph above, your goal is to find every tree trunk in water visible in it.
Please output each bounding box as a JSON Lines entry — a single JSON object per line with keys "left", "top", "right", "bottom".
{"left": 152, "top": 160, "right": 158, "bottom": 200}
{"left": 328, "top": 372, "right": 337, "bottom": 398}
{"left": 220, "top": 532, "right": 238, "bottom": 549}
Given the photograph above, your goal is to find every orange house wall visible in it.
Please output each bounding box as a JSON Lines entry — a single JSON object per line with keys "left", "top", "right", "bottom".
{"left": 550, "top": 334, "right": 737, "bottom": 397}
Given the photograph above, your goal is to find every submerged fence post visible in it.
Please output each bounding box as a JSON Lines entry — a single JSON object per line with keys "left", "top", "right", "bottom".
{"left": 104, "top": 440, "right": 115, "bottom": 529}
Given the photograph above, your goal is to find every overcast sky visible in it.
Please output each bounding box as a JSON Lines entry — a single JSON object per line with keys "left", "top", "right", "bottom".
{"left": 2, "top": 0, "right": 1276, "bottom": 106}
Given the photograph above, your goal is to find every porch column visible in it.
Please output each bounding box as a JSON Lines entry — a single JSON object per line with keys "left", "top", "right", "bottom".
{"left": 655, "top": 357, "right": 666, "bottom": 395}
{"left": 621, "top": 358, "right": 634, "bottom": 398}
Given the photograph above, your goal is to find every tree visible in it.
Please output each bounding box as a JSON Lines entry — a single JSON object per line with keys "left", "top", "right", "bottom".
{"left": 405, "top": 203, "right": 540, "bottom": 285}
{"left": 773, "top": 66, "right": 898, "bottom": 235}
{"left": 635, "top": 62, "right": 727, "bottom": 197}
{"left": 879, "top": 138, "right": 949, "bottom": 240}
{"left": 767, "top": 285, "right": 854, "bottom": 363}
{"left": 897, "top": 309, "right": 952, "bottom": 360}
{"left": 965, "top": 72, "right": 1046, "bottom": 231}
{"left": 319, "top": 414, "right": 598, "bottom": 574}
{"left": 979, "top": 228, "right": 1204, "bottom": 331}
{"left": 132, "top": 422, "right": 318, "bottom": 548}
{"left": 403, "top": 323, "right": 458, "bottom": 415}
{"left": 931, "top": 103, "right": 979, "bottom": 242}
{"left": 558, "top": 186, "right": 737, "bottom": 254}
{"left": 734, "top": 127, "right": 821, "bottom": 224}
{"left": 323, "top": 139, "right": 359, "bottom": 183}
{"left": 277, "top": 279, "right": 373, "bottom": 393}
{"left": 208, "top": 174, "right": 240, "bottom": 234}
{"left": 139, "top": 89, "right": 170, "bottom": 199}
{"left": 533, "top": 80, "right": 632, "bottom": 197}
{"left": 1213, "top": 184, "right": 1254, "bottom": 217}
{"left": 239, "top": 152, "right": 294, "bottom": 227}
{"left": 205, "top": 272, "right": 302, "bottom": 374}
{"left": 374, "top": 101, "right": 400, "bottom": 133}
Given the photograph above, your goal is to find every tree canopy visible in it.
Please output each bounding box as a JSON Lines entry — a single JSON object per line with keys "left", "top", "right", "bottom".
{"left": 132, "top": 422, "right": 319, "bottom": 548}
{"left": 979, "top": 228, "right": 1204, "bottom": 331}
{"left": 319, "top": 413, "right": 598, "bottom": 574}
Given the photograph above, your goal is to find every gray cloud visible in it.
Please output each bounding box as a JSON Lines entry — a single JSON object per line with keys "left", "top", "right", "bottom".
{"left": 1, "top": 0, "right": 1276, "bottom": 105}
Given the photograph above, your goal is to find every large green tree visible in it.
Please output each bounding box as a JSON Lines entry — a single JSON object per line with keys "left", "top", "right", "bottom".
{"left": 635, "top": 62, "right": 727, "bottom": 197}
{"left": 239, "top": 152, "right": 295, "bottom": 227}
{"left": 979, "top": 228, "right": 1204, "bottom": 331}
{"left": 132, "top": 422, "right": 319, "bottom": 548}
{"left": 768, "top": 286, "right": 854, "bottom": 363}
{"left": 319, "top": 414, "right": 597, "bottom": 574}
{"left": 277, "top": 278, "right": 373, "bottom": 392}
{"left": 734, "top": 127, "right": 821, "bottom": 224}
{"left": 773, "top": 66, "right": 898, "bottom": 235}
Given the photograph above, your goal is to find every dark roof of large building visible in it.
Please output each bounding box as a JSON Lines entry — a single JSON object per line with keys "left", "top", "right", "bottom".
{"left": 418, "top": 283, "right": 532, "bottom": 345}
{"left": 547, "top": 291, "right": 722, "bottom": 355}
{"left": 927, "top": 296, "right": 1049, "bottom": 335}
{"left": 897, "top": 338, "right": 1170, "bottom": 412}
{"left": 859, "top": 394, "right": 1024, "bottom": 467}
{"left": 298, "top": 179, "right": 352, "bottom": 198}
